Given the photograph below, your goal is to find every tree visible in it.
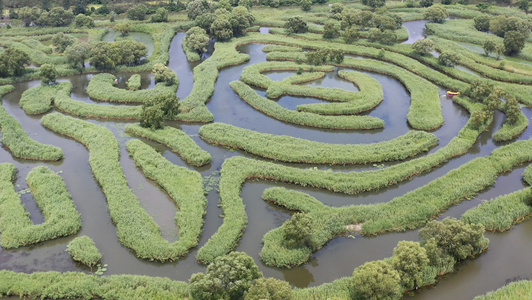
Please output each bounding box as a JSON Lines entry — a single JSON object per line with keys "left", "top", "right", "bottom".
{"left": 38, "top": 7, "right": 74, "bottom": 26}
{"left": 379, "top": 29, "right": 397, "bottom": 45}
{"left": 73, "top": 0, "right": 86, "bottom": 15}
{"left": 283, "top": 213, "right": 314, "bottom": 247}
{"left": 89, "top": 42, "right": 119, "bottom": 70}
{"left": 186, "top": 0, "right": 214, "bottom": 21}
{"left": 329, "top": 3, "right": 345, "bottom": 20}
{"left": 424, "top": 5, "right": 448, "bottom": 23}
{"left": 465, "top": 79, "right": 493, "bottom": 102}
{"left": 185, "top": 26, "right": 209, "bottom": 54}
{"left": 52, "top": 32, "right": 76, "bottom": 53}
{"left": 195, "top": 12, "right": 216, "bottom": 32}
{"left": 489, "top": 16, "right": 531, "bottom": 38}
{"left": 504, "top": 30, "right": 526, "bottom": 56}
{"left": 127, "top": 4, "right": 147, "bottom": 20}
{"left": 19, "top": 6, "right": 41, "bottom": 26}
{"left": 391, "top": 241, "right": 429, "bottom": 290}
{"left": 62, "top": 0, "right": 71, "bottom": 10}
{"left": 65, "top": 42, "right": 90, "bottom": 69}
{"left": 483, "top": 40, "right": 496, "bottom": 56}
{"left": 419, "top": 0, "right": 433, "bottom": 7}
{"left": 504, "top": 95, "right": 521, "bottom": 124}
{"left": 74, "top": 13, "right": 94, "bottom": 28}
{"left": 151, "top": 7, "right": 168, "bottom": 22}
{"left": 353, "top": 10, "right": 374, "bottom": 28}
{"left": 152, "top": 63, "right": 178, "bottom": 86}
{"left": 239, "top": 0, "right": 253, "bottom": 9}
{"left": 441, "top": 0, "right": 452, "bottom": 4}
{"left": 323, "top": 22, "right": 340, "bottom": 39}
{"left": 368, "top": 28, "right": 381, "bottom": 41}
{"left": 473, "top": 14, "right": 491, "bottom": 31}
{"left": 495, "top": 44, "right": 505, "bottom": 60}
{"left": 0, "top": 47, "right": 31, "bottom": 77}
{"left": 211, "top": 16, "right": 233, "bottom": 41}
{"left": 343, "top": 27, "right": 360, "bottom": 44}
{"left": 412, "top": 38, "right": 435, "bottom": 55}
{"left": 114, "top": 22, "right": 131, "bottom": 36}
{"left": 419, "top": 218, "right": 489, "bottom": 262}
{"left": 189, "top": 252, "right": 263, "bottom": 300}
{"left": 438, "top": 51, "right": 460, "bottom": 67}
{"left": 284, "top": 16, "right": 308, "bottom": 34}
{"left": 364, "top": 0, "right": 386, "bottom": 9}
{"left": 329, "top": 49, "right": 345, "bottom": 63}
{"left": 301, "top": 0, "right": 312, "bottom": 11}
{"left": 244, "top": 277, "right": 293, "bottom": 300}
{"left": 114, "top": 40, "right": 147, "bottom": 65}
{"left": 520, "top": 0, "right": 529, "bottom": 14}
{"left": 0, "top": 0, "right": 4, "bottom": 18}
{"left": 39, "top": 64, "right": 57, "bottom": 85}
{"left": 352, "top": 260, "right": 402, "bottom": 300}
{"left": 374, "top": 15, "right": 397, "bottom": 31}
{"left": 229, "top": 6, "right": 255, "bottom": 37}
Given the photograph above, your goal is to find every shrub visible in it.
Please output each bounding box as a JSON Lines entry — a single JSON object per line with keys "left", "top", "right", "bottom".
{"left": 438, "top": 51, "right": 460, "bottom": 67}
{"left": 424, "top": 5, "right": 448, "bottom": 23}
{"left": 284, "top": 16, "right": 308, "bottom": 34}
{"left": 412, "top": 39, "right": 435, "bottom": 55}
{"left": 352, "top": 260, "right": 402, "bottom": 300}
{"left": 39, "top": 64, "right": 57, "bottom": 85}
{"left": 127, "top": 4, "right": 148, "bottom": 20}
{"left": 419, "top": 0, "right": 433, "bottom": 7}
{"left": 140, "top": 93, "right": 179, "bottom": 129}
{"left": 74, "top": 13, "right": 94, "bottom": 28}
{"left": 151, "top": 7, "right": 168, "bottom": 22}
{"left": 245, "top": 277, "right": 293, "bottom": 300}
{"left": 52, "top": 32, "right": 75, "bottom": 53}
{"left": 66, "top": 236, "right": 102, "bottom": 267}
{"left": 126, "top": 74, "right": 141, "bottom": 91}
{"left": 37, "top": 7, "right": 73, "bottom": 27}
{"left": 473, "top": 14, "right": 491, "bottom": 31}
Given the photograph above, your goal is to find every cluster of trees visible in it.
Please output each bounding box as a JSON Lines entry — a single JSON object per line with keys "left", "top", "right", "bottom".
{"left": 14, "top": 6, "right": 73, "bottom": 26}
{"left": 474, "top": 14, "right": 531, "bottom": 55}
{"left": 0, "top": 47, "right": 30, "bottom": 78}
{"left": 89, "top": 40, "right": 147, "bottom": 70}
{"left": 185, "top": 26, "right": 210, "bottom": 54}
{"left": 187, "top": 0, "right": 255, "bottom": 41}
{"left": 465, "top": 80, "right": 521, "bottom": 127}
{"left": 352, "top": 218, "right": 488, "bottom": 300}
{"left": 305, "top": 49, "right": 345, "bottom": 65}
{"left": 189, "top": 252, "right": 293, "bottom": 300}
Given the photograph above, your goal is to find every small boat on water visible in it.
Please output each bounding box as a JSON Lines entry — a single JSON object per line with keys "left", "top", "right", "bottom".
{"left": 446, "top": 91, "right": 460, "bottom": 97}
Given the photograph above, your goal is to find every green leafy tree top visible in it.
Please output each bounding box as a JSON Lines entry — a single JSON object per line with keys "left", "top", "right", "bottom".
{"left": 352, "top": 260, "right": 402, "bottom": 300}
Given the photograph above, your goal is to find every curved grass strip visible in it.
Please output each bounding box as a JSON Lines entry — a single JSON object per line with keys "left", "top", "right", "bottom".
{"left": 126, "top": 139, "right": 207, "bottom": 257}
{"left": 0, "top": 85, "right": 63, "bottom": 161}
{"left": 260, "top": 137, "right": 532, "bottom": 267}
{"left": 20, "top": 84, "right": 60, "bottom": 114}
{"left": 230, "top": 80, "right": 385, "bottom": 130}
{"left": 125, "top": 124, "right": 212, "bottom": 167}
{"left": 297, "top": 70, "right": 384, "bottom": 115}
{"left": 493, "top": 105, "right": 528, "bottom": 142}
{"left": 461, "top": 187, "right": 532, "bottom": 232}
{"left": 262, "top": 45, "right": 302, "bottom": 52}
{"left": 474, "top": 280, "right": 532, "bottom": 300}
{"left": 0, "top": 164, "right": 81, "bottom": 249}
{"left": 199, "top": 123, "right": 438, "bottom": 165}
{"left": 267, "top": 51, "right": 443, "bottom": 130}
{"left": 86, "top": 73, "right": 178, "bottom": 104}
{"left": 41, "top": 113, "right": 204, "bottom": 261}
{"left": 0, "top": 270, "right": 189, "bottom": 299}
{"left": 197, "top": 96, "right": 490, "bottom": 263}
{"left": 0, "top": 40, "right": 66, "bottom": 65}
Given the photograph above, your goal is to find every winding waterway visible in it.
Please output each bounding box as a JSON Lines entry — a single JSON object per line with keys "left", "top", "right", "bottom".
{"left": 1, "top": 24, "right": 531, "bottom": 299}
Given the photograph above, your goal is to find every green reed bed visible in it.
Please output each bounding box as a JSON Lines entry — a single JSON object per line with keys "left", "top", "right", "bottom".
{"left": 197, "top": 95, "right": 489, "bottom": 263}
{"left": 21, "top": 39, "right": 53, "bottom": 54}
{"left": 265, "top": 51, "right": 444, "bottom": 130}
{"left": 176, "top": 39, "right": 250, "bottom": 122}
{"left": 0, "top": 270, "right": 190, "bottom": 299}
{"left": 0, "top": 40, "right": 67, "bottom": 65}
{"left": 0, "top": 164, "right": 81, "bottom": 249}
{"left": 41, "top": 113, "right": 201, "bottom": 262}
{"left": 492, "top": 104, "right": 528, "bottom": 142}
{"left": 125, "top": 124, "right": 212, "bottom": 167}
{"left": 260, "top": 136, "right": 532, "bottom": 267}
{"left": 474, "top": 280, "right": 532, "bottom": 300}
{"left": 0, "top": 85, "right": 63, "bottom": 161}
{"left": 199, "top": 122, "right": 438, "bottom": 165}
{"left": 461, "top": 187, "right": 532, "bottom": 232}
{"left": 230, "top": 80, "right": 385, "bottom": 130}
{"left": 298, "top": 70, "right": 384, "bottom": 115}
{"left": 126, "top": 74, "right": 142, "bottom": 91}
{"left": 425, "top": 19, "right": 532, "bottom": 61}
{"left": 262, "top": 45, "right": 303, "bottom": 52}
{"left": 20, "top": 83, "right": 63, "bottom": 114}
{"left": 86, "top": 73, "right": 178, "bottom": 103}
{"left": 66, "top": 236, "right": 102, "bottom": 268}
{"left": 127, "top": 139, "right": 207, "bottom": 258}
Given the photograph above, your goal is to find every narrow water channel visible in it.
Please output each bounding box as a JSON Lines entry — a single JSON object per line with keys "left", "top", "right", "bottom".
{"left": 0, "top": 25, "right": 531, "bottom": 298}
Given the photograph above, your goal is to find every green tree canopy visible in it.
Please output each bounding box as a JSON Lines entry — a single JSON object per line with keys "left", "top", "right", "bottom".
{"left": 140, "top": 93, "right": 180, "bottom": 130}
{"left": 504, "top": 30, "right": 526, "bottom": 56}
{"left": 392, "top": 241, "right": 429, "bottom": 290}
{"left": 0, "top": 47, "right": 30, "bottom": 77}
{"left": 65, "top": 42, "right": 90, "bottom": 69}
{"left": 244, "top": 277, "right": 293, "bottom": 300}
{"left": 284, "top": 16, "right": 308, "bottom": 34}
{"left": 39, "top": 63, "right": 57, "bottom": 85}
{"left": 352, "top": 260, "right": 402, "bottom": 300}
{"left": 186, "top": 0, "right": 214, "bottom": 20}
{"left": 473, "top": 14, "right": 492, "bottom": 31}
{"left": 438, "top": 51, "right": 460, "bottom": 67}
{"left": 412, "top": 38, "right": 435, "bottom": 55}
{"left": 37, "top": 7, "right": 73, "bottom": 26}
{"left": 424, "top": 5, "right": 448, "bottom": 23}
{"left": 185, "top": 26, "right": 210, "bottom": 54}
{"left": 127, "top": 4, "right": 148, "bottom": 21}
{"left": 52, "top": 32, "right": 76, "bottom": 53}
{"left": 151, "top": 7, "right": 169, "bottom": 22}
{"left": 74, "top": 13, "right": 94, "bottom": 28}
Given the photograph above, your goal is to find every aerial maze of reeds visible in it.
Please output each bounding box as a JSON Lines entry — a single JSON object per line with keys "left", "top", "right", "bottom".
{"left": 1, "top": 4, "right": 532, "bottom": 299}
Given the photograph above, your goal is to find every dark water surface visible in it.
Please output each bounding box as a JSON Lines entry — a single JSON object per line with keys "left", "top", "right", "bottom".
{"left": 1, "top": 24, "right": 532, "bottom": 298}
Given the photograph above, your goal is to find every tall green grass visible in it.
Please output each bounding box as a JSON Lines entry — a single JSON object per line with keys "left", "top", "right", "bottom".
{"left": 230, "top": 80, "right": 385, "bottom": 130}
{"left": 41, "top": 113, "right": 205, "bottom": 262}
{"left": 474, "top": 281, "right": 532, "bottom": 300}
{"left": 200, "top": 122, "right": 438, "bottom": 165}
{"left": 0, "top": 85, "right": 63, "bottom": 161}
{"left": 66, "top": 236, "right": 102, "bottom": 267}
{"left": 20, "top": 84, "right": 61, "bottom": 114}
{"left": 0, "top": 270, "right": 189, "bottom": 299}
{"left": 86, "top": 73, "right": 178, "bottom": 103}
{"left": 197, "top": 95, "right": 490, "bottom": 264}
{"left": 0, "top": 164, "right": 81, "bottom": 249}
{"left": 125, "top": 124, "right": 212, "bottom": 167}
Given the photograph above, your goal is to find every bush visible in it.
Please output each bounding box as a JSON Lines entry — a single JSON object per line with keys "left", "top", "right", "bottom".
{"left": 140, "top": 93, "right": 180, "bottom": 129}
{"left": 438, "top": 51, "right": 460, "bottom": 67}
{"left": 74, "top": 13, "right": 94, "bottom": 28}
{"left": 352, "top": 260, "right": 402, "bottom": 300}
{"left": 0, "top": 47, "right": 30, "bottom": 77}
{"left": 412, "top": 39, "right": 435, "bottom": 55}
{"left": 504, "top": 30, "right": 526, "bottom": 56}
{"left": 37, "top": 7, "right": 73, "bottom": 27}
{"left": 473, "top": 14, "right": 491, "bottom": 31}
{"left": 245, "top": 277, "right": 293, "bottom": 300}
{"left": 151, "top": 7, "right": 168, "bottom": 22}
{"left": 39, "top": 64, "right": 57, "bottom": 85}
{"left": 66, "top": 236, "right": 102, "bottom": 267}
{"left": 322, "top": 22, "right": 340, "bottom": 39}
{"left": 419, "top": 0, "right": 433, "bottom": 7}
{"left": 126, "top": 74, "right": 141, "bottom": 91}
{"left": 284, "top": 16, "right": 308, "bottom": 34}
{"left": 114, "top": 22, "right": 131, "bottom": 36}
{"left": 127, "top": 4, "right": 148, "bottom": 20}
{"left": 424, "top": 5, "right": 448, "bottom": 23}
